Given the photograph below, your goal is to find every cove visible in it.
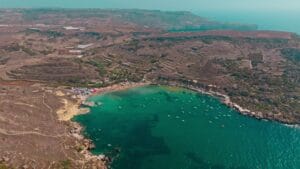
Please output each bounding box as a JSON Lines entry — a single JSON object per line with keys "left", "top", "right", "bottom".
{"left": 73, "top": 85, "right": 300, "bottom": 169}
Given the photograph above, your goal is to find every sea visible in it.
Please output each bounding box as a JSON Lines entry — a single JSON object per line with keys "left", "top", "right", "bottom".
{"left": 74, "top": 85, "right": 300, "bottom": 169}
{"left": 195, "top": 10, "right": 300, "bottom": 35}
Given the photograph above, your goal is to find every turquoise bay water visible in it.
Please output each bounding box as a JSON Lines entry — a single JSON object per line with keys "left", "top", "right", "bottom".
{"left": 74, "top": 85, "right": 300, "bottom": 169}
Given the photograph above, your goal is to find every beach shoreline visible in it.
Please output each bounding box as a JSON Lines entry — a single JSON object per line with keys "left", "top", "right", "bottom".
{"left": 56, "top": 82, "right": 150, "bottom": 121}
{"left": 55, "top": 82, "right": 150, "bottom": 168}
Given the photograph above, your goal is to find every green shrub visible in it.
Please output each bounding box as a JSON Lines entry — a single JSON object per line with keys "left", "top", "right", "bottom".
{"left": 60, "top": 160, "right": 71, "bottom": 169}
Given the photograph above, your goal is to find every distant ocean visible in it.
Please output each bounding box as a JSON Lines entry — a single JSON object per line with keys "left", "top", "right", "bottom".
{"left": 195, "top": 10, "right": 300, "bottom": 34}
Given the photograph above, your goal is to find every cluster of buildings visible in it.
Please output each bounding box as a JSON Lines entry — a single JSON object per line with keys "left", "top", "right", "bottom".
{"left": 63, "top": 26, "right": 85, "bottom": 31}
{"left": 59, "top": 25, "right": 94, "bottom": 57}
{"left": 71, "top": 87, "right": 97, "bottom": 97}
{"left": 58, "top": 43, "right": 94, "bottom": 57}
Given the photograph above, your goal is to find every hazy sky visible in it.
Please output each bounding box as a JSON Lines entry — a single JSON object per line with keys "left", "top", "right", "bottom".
{"left": 0, "top": 0, "right": 299, "bottom": 11}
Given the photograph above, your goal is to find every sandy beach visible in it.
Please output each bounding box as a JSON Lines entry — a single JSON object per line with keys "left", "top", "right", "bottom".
{"left": 91, "top": 82, "right": 150, "bottom": 96}
{"left": 56, "top": 98, "right": 90, "bottom": 121}
{"left": 56, "top": 82, "right": 149, "bottom": 121}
